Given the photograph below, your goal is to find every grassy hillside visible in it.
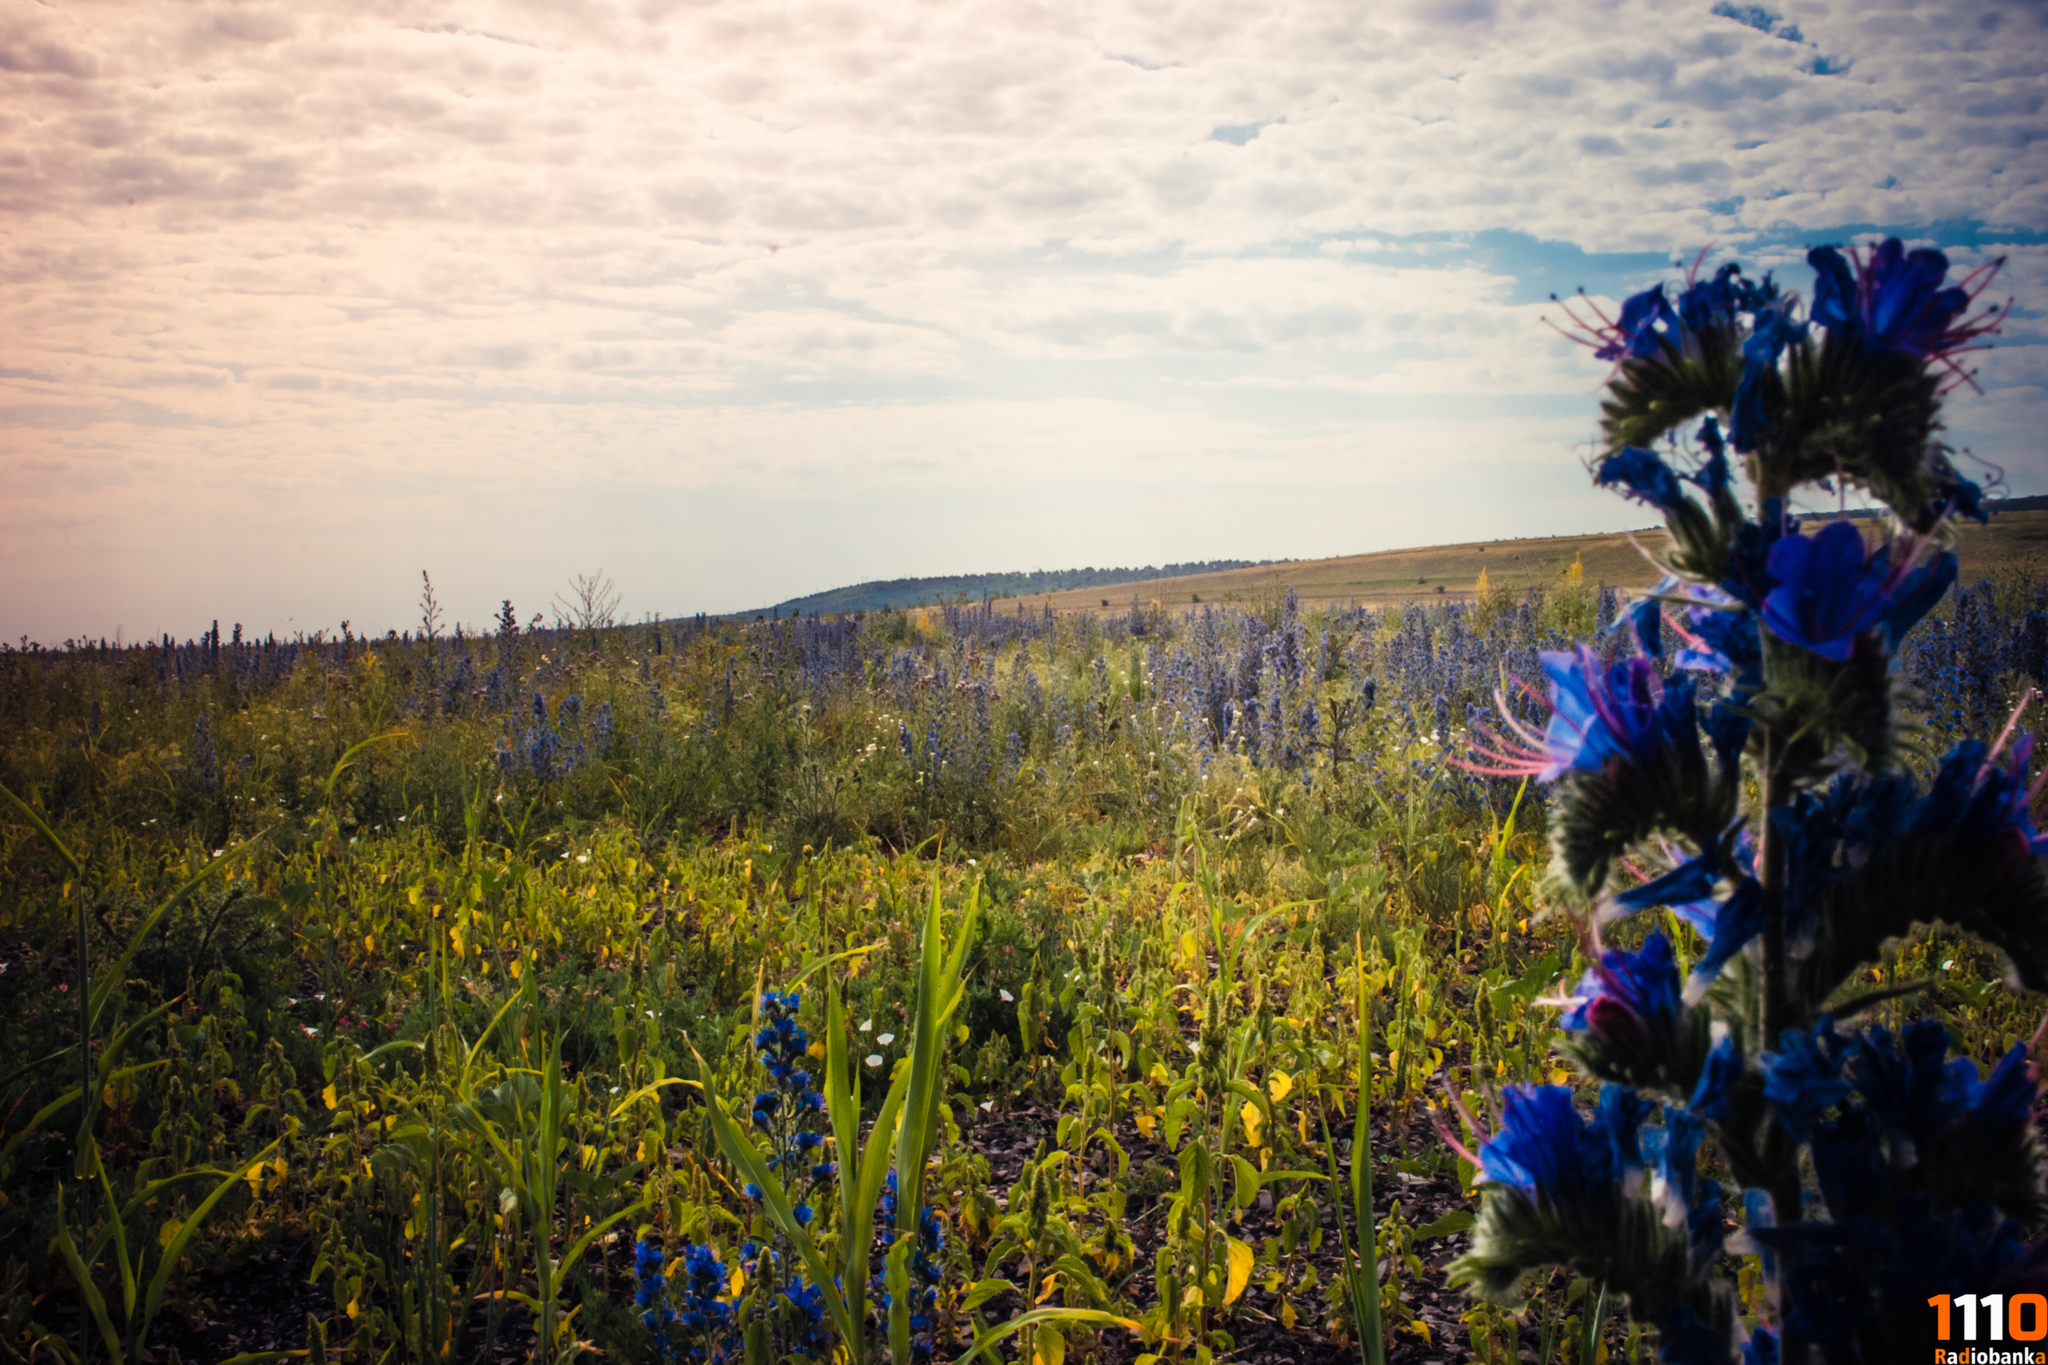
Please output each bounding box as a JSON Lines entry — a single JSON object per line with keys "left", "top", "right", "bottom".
{"left": 1012, "top": 507, "right": 2048, "bottom": 614}
{"left": 737, "top": 559, "right": 1292, "bottom": 617}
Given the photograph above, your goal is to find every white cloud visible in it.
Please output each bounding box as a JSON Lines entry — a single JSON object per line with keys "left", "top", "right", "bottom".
{"left": 0, "top": 0, "right": 2043, "bottom": 638}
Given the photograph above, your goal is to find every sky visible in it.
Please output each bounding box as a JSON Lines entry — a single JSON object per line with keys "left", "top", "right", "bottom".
{"left": 1, "top": 0, "right": 2043, "bottom": 643}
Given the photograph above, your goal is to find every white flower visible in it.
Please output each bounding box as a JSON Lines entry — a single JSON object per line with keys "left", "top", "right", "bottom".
{"left": 860, "top": 1019, "right": 872, "bottom": 1031}
{"left": 577, "top": 854, "right": 590, "bottom": 864}
{"left": 999, "top": 989, "right": 1014, "bottom": 1002}
{"left": 979, "top": 1100, "right": 994, "bottom": 1111}
{"left": 876, "top": 1033, "right": 895, "bottom": 1046}
{"left": 866, "top": 1054, "right": 884, "bottom": 1068}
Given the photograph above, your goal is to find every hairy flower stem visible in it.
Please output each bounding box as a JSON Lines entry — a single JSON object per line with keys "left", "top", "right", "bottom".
{"left": 1758, "top": 742, "right": 1792, "bottom": 1050}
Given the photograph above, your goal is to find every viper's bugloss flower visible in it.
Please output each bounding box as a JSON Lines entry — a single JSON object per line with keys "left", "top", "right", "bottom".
{"left": 1730, "top": 298, "right": 1808, "bottom": 452}
{"left": 1761, "top": 521, "right": 1891, "bottom": 661}
{"left": 1761, "top": 1020, "right": 1852, "bottom": 1141}
{"left": 1810, "top": 239, "right": 2009, "bottom": 382}
{"left": 1692, "top": 878, "right": 1768, "bottom": 996}
{"left": 1880, "top": 548, "right": 1958, "bottom": 651}
{"left": 1653, "top": 1107, "right": 1725, "bottom": 1262}
{"left": 1742, "top": 1326, "right": 1780, "bottom": 1365}
{"left": 1560, "top": 931, "right": 1684, "bottom": 1050}
{"left": 1913, "top": 733, "right": 2048, "bottom": 871}
{"left": 1938, "top": 471, "right": 1989, "bottom": 523}
{"left": 1596, "top": 446, "right": 1687, "bottom": 512}
{"left": 1676, "top": 262, "right": 1774, "bottom": 334}
{"left": 1478, "top": 1084, "right": 1629, "bottom": 1199}
{"left": 1689, "top": 1035, "right": 1742, "bottom": 1125}
{"left": 1597, "top": 285, "right": 1682, "bottom": 362}
{"left": 1460, "top": 647, "right": 1680, "bottom": 782}
{"left": 1848, "top": 1020, "right": 2039, "bottom": 1173}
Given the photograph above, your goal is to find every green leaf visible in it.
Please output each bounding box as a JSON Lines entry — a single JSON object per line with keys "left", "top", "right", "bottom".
{"left": 1415, "top": 1210, "right": 1475, "bottom": 1240}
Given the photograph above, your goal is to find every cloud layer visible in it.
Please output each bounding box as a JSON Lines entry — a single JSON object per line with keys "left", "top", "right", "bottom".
{"left": 1, "top": 0, "right": 2042, "bottom": 638}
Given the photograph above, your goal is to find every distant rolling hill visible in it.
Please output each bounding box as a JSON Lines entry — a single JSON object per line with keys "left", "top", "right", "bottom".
{"left": 1024, "top": 504, "right": 2048, "bottom": 614}
{"left": 730, "top": 560, "right": 1293, "bottom": 617}
{"left": 710, "top": 500, "right": 2048, "bottom": 622}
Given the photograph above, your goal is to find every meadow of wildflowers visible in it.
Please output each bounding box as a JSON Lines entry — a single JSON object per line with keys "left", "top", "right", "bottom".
{"left": 1, "top": 244, "right": 2044, "bottom": 1365}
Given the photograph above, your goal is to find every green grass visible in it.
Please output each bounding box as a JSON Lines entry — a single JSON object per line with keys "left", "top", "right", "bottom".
{"left": 0, "top": 583, "right": 2038, "bottom": 1365}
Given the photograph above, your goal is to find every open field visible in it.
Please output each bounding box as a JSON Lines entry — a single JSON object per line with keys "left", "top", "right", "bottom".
{"left": 2, "top": 541, "right": 2045, "bottom": 1365}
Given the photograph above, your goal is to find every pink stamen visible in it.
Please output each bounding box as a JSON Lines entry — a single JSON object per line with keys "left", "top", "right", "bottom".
{"left": 1662, "top": 608, "right": 1707, "bottom": 652}
{"left": 1428, "top": 1102, "right": 1484, "bottom": 1170}
{"left": 1623, "top": 531, "right": 1665, "bottom": 573}
{"left": 1974, "top": 695, "right": 2039, "bottom": 789}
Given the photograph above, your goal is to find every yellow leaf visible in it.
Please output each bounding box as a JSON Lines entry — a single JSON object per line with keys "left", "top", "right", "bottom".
{"left": 346, "top": 1297, "right": 359, "bottom": 1320}
{"left": 1549, "top": 1067, "right": 1572, "bottom": 1086}
{"left": 1134, "top": 1113, "right": 1157, "bottom": 1142}
{"left": 731, "top": 1265, "right": 745, "bottom": 1297}
{"left": 808, "top": 1041, "right": 826, "bottom": 1061}
{"left": 159, "top": 1218, "right": 181, "bottom": 1249}
{"left": 1032, "top": 1324, "right": 1066, "bottom": 1365}
{"left": 1178, "top": 930, "right": 1200, "bottom": 964}
{"left": 1297, "top": 1112, "right": 1310, "bottom": 1146}
{"left": 323, "top": 1083, "right": 339, "bottom": 1110}
{"left": 1267, "top": 1070, "right": 1293, "bottom": 1103}
{"left": 1239, "top": 1106, "right": 1263, "bottom": 1148}
{"left": 1406, "top": 1320, "right": 1433, "bottom": 1345}
{"left": 1033, "top": 1273, "right": 1062, "bottom": 1305}
{"left": 509, "top": 958, "right": 523, "bottom": 980}
{"left": 364, "top": 934, "right": 375, "bottom": 953}
{"left": 1280, "top": 1299, "right": 1297, "bottom": 1331}
{"left": 1224, "top": 1238, "right": 1254, "bottom": 1306}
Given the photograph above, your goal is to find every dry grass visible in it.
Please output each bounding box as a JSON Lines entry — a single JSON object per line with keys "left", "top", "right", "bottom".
{"left": 1007, "top": 509, "right": 2048, "bottom": 615}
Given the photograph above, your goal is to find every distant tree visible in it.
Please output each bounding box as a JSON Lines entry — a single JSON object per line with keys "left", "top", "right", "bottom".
{"left": 555, "top": 569, "right": 622, "bottom": 644}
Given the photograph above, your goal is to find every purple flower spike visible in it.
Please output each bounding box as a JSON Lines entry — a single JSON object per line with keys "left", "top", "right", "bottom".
{"left": 1762, "top": 522, "right": 1890, "bottom": 661}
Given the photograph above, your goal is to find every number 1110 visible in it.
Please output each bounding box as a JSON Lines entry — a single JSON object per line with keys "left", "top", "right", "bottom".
{"left": 1929, "top": 1294, "right": 2048, "bottom": 1341}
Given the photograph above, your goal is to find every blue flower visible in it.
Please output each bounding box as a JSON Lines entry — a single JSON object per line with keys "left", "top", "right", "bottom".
{"left": 1729, "top": 299, "right": 1806, "bottom": 452}
{"left": 1559, "top": 932, "right": 1684, "bottom": 1049}
{"left": 1478, "top": 1085, "right": 1621, "bottom": 1200}
{"left": 1689, "top": 877, "right": 1767, "bottom": 991}
{"left": 1689, "top": 1035, "right": 1741, "bottom": 1126}
{"left": 1595, "top": 285, "right": 1681, "bottom": 362}
{"left": 1654, "top": 1107, "right": 1725, "bottom": 1262}
{"left": 1937, "top": 472, "right": 1989, "bottom": 523}
{"left": 1543, "top": 648, "right": 1666, "bottom": 777}
{"left": 1760, "top": 1020, "right": 1852, "bottom": 1141}
{"left": 1761, "top": 521, "right": 1890, "bottom": 661}
{"left": 1461, "top": 648, "right": 1697, "bottom": 786}
{"left": 1687, "top": 415, "right": 1733, "bottom": 497}
{"left": 1913, "top": 736, "right": 2048, "bottom": 870}
{"left": 1811, "top": 239, "right": 1998, "bottom": 360}
{"left": 1596, "top": 446, "right": 1687, "bottom": 512}
{"left": 1879, "top": 549, "right": 1957, "bottom": 651}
